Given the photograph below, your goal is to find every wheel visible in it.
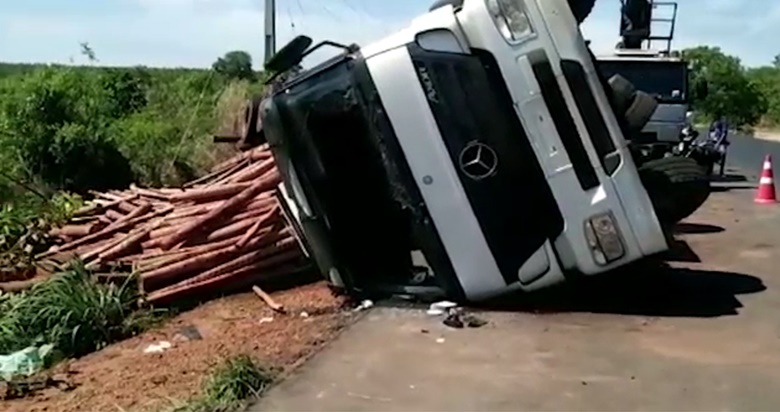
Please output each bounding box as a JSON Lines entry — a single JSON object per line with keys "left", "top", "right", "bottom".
{"left": 624, "top": 91, "right": 658, "bottom": 132}
{"left": 608, "top": 74, "right": 636, "bottom": 115}
{"left": 638, "top": 156, "right": 711, "bottom": 226}
{"left": 568, "top": 0, "right": 597, "bottom": 23}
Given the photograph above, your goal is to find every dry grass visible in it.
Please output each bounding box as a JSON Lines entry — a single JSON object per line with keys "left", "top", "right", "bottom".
{"left": 215, "top": 81, "right": 252, "bottom": 137}
{"left": 191, "top": 81, "right": 254, "bottom": 174}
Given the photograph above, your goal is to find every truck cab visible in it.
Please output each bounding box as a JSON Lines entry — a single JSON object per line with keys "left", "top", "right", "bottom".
{"left": 261, "top": 0, "right": 668, "bottom": 302}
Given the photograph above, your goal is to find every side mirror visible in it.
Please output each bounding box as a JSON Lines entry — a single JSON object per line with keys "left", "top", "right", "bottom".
{"left": 265, "top": 35, "right": 313, "bottom": 74}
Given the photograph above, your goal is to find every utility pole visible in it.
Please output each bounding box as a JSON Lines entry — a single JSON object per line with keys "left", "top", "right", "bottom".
{"left": 264, "top": 0, "right": 276, "bottom": 63}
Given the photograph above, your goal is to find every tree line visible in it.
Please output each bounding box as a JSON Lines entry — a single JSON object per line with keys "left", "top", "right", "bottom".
{"left": 684, "top": 46, "right": 780, "bottom": 128}
{"left": 0, "top": 50, "right": 263, "bottom": 250}
{"left": 0, "top": 51, "right": 261, "bottom": 198}
{"left": 1, "top": 45, "right": 779, "bottom": 204}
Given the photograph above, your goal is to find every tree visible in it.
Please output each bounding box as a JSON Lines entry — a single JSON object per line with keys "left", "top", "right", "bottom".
{"left": 212, "top": 51, "right": 255, "bottom": 81}
{"left": 682, "top": 46, "right": 766, "bottom": 126}
{"left": 747, "top": 66, "right": 780, "bottom": 126}
{"left": 100, "top": 68, "right": 150, "bottom": 118}
{"left": 773, "top": 54, "right": 780, "bottom": 68}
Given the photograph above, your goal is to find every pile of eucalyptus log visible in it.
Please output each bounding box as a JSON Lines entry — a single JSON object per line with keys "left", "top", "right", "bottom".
{"left": 36, "top": 145, "right": 308, "bottom": 305}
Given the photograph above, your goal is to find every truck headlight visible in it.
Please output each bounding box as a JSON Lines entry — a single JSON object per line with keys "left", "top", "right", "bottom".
{"left": 485, "top": 0, "right": 535, "bottom": 44}
{"left": 583, "top": 211, "right": 625, "bottom": 265}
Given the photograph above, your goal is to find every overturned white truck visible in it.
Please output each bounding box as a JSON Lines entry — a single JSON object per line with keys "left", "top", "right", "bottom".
{"left": 258, "top": 0, "right": 671, "bottom": 301}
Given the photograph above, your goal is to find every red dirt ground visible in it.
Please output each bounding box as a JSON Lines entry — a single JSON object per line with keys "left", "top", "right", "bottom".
{"left": 3, "top": 282, "right": 351, "bottom": 412}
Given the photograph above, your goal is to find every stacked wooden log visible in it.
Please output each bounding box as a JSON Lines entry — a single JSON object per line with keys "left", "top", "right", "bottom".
{"left": 37, "top": 145, "right": 309, "bottom": 305}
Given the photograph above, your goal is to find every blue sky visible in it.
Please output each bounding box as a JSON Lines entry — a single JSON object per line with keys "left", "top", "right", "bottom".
{"left": 0, "top": 0, "right": 777, "bottom": 68}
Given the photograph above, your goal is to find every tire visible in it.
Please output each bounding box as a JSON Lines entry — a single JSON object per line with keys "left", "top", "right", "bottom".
{"left": 608, "top": 74, "right": 636, "bottom": 116}
{"left": 568, "top": 0, "right": 597, "bottom": 23}
{"left": 638, "top": 156, "right": 711, "bottom": 226}
{"left": 624, "top": 91, "right": 658, "bottom": 132}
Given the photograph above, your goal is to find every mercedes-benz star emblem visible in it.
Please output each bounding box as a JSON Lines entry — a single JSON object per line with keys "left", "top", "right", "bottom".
{"left": 458, "top": 141, "right": 498, "bottom": 180}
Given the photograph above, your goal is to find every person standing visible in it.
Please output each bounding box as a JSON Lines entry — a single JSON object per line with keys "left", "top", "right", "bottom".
{"left": 708, "top": 114, "right": 730, "bottom": 176}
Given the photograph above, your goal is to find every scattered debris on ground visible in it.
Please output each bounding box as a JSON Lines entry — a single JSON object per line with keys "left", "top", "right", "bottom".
{"left": 27, "top": 144, "right": 307, "bottom": 305}
{"left": 0, "top": 344, "right": 55, "bottom": 381}
{"left": 426, "top": 301, "right": 488, "bottom": 329}
{"left": 2, "top": 282, "right": 350, "bottom": 412}
{"left": 353, "top": 299, "right": 374, "bottom": 312}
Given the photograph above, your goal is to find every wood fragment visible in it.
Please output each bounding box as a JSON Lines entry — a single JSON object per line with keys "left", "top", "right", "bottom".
{"left": 98, "top": 220, "right": 161, "bottom": 262}
{"left": 49, "top": 224, "right": 95, "bottom": 238}
{"left": 146, "top": 250, "right": 301, "bottom": 304}
{"left": 105, "top": 209, "right": 125, "bottom": 221}
{"left": 72, "top": 196, "right": 135, "bottom": 217}
{"left": 235, "top": 204, "right": 279, "bottom": 249}
{"left": 158, "top": 171, "right": 281, "bottom": 250}
{"left": 117, "top": 201, "right": 139, "bottom": 214}
{"left": 41, "top": 146, "right": 303, "bottom": 306}
{"left": 130, "top": 184, "right": 170, "bottom": 201}
{"left": 38, "top": 206, "right": 172, "bottom": 259}
{"left": 252, "top": 285, "right": 285, "bottom": 313}
{"left": 195, "top": 158, "right": 250, "bottom": 187}
{"left": 0, "top": 278, "right": 46, "bottom": 293}
{"left": 226, "top": 157, "right": 276, "bottom": 184}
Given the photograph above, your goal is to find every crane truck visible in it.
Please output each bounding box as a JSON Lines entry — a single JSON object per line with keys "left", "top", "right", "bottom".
{"left": 593, "top": 0, "right": 712, "bottom": 223}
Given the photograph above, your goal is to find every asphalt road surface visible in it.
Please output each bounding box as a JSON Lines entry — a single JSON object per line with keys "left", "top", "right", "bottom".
{"left": 724, "top": 133, "right": 780, "bottom": 180}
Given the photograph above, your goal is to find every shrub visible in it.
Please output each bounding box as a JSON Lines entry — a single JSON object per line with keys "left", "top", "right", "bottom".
{"left": 0, "top": 264, "right": 156, "bottom": 357}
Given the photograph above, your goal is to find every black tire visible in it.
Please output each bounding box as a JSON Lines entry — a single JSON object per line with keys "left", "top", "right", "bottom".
{"left": 638, "top": 156, "right": 711, "bottom": 226}
{"left": 568, "top": 0, "right": 597, "bottom": 23}
{"left": 608, "top": 74, "right": 636, "bottom": 115}
{"left": 624, "top": 91, "right": 658, "bottom": 132}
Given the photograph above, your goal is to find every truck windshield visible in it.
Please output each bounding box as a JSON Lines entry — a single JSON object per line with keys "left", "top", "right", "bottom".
{"left": 597, "top": 59, "right": 688, "bottom": 104}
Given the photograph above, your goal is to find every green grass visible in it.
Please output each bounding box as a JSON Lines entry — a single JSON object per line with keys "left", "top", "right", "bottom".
{"left": 0, "top": 191, "right": 84, "bottom": 280}
{"left": 0, "top": 263, "right": 161, "bottom": 359}
{"left": 172, "top": 355, "right": 275, "bottom": 412}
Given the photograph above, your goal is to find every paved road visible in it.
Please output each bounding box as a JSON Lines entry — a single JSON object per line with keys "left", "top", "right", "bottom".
{"left": 254, "top": 188, "right": 780, "bottom": 411}
{"left": 722, "top": 134, "right": 780, "bottom": 180}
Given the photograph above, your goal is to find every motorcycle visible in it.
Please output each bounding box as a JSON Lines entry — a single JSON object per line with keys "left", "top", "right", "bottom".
{"left": 675, "top": 126, "right": 727, "bottom": 176}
